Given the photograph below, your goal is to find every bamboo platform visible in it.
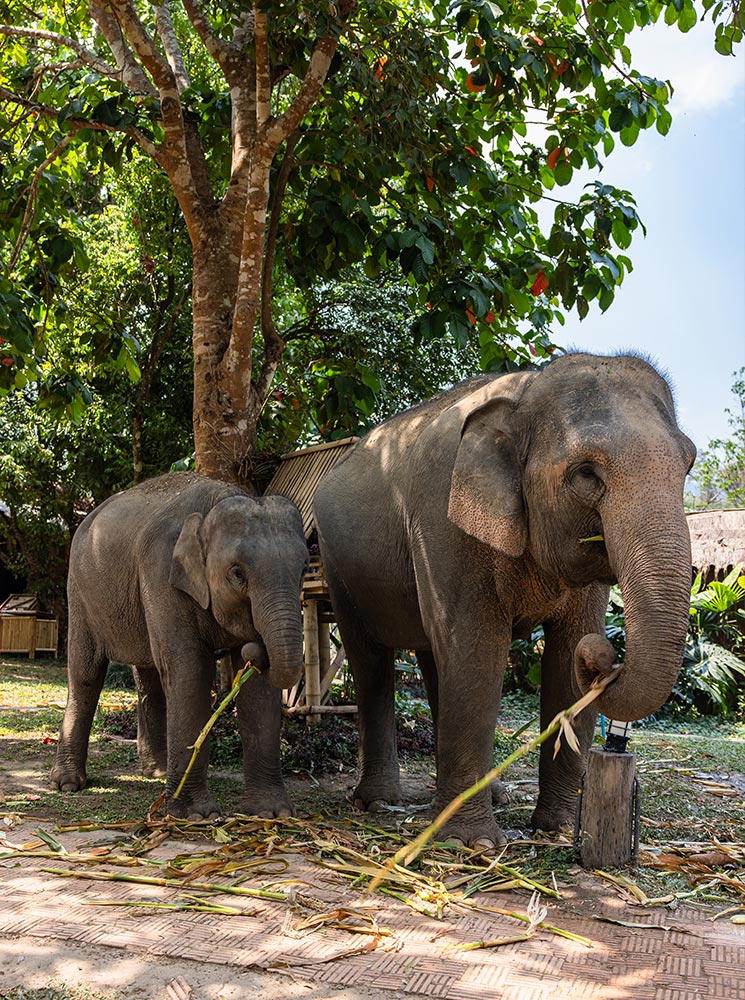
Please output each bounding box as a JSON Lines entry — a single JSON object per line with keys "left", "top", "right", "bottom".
{"left": 0, "top": 594, "right": 59, "bottom": 658}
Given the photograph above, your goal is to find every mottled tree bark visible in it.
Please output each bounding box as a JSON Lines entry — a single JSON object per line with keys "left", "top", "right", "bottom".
{"left": 86, "top": 1, "right": 351, "bottom": 484}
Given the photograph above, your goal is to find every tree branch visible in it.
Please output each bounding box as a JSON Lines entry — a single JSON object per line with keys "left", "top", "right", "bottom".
{"left": 100, "top": 0, "right": 175, "bottom": 93}
{"left": 181, "top": 0, "right": 237, "bottom": 71}
{"left": 154, "top": 4, "right": 191, "bottom": 93}
{"left": 99, "top": 0, "right": 204, "bottom": 233}
{"left": 7, "top": 132, "right": 77, "bottom": 272}
{"left": 265, "top": 34, "right": 338, "bottom": 148}
{"left": 0, "top": 24, "right": 122, "bottom": 80}
{"left": 0, "top": 85, "right": 161, "bottom": 160}
{"left": 254, "top": 8, "right": 271, "bottom": 127}
{"left": 254, "top": 131, "right": 300, "bottom": 408}
{"left": 87, "top": 2, "right": 156, "bottom": 92}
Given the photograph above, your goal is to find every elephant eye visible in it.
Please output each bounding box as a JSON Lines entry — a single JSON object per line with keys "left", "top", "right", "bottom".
{"left": 228, "top": 564, "right": 247, "bottom": 587}
{"left": 568, "top": 462, "right": 605, "bottom": 501}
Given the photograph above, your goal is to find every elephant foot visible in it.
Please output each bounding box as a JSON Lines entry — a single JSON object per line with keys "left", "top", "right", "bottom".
{"left": 491, "top": 777, "right": 511, "bottom": 806}
{"left": 438, "top": 814, "right": 508, "bottom": 850}
{"left": 50, "top": 761, "right": 87, "bottom": 793}
{"left": 140, "top": 757, "right": 167, "bottom": 779}
{"left": 241, "top": 782, "right": 293, "bottom": 819}
{"left": 351, "top": 775, "right": 403, "bottom": 812}
{"left": 531, "top": 799, "right": 576, "bottom": 833}
{"left": 142, "top": 764, "right": 167, "bottom": 779}
{"left": 166, "top": 790, "right": 221, "bottom": 821}
{"left": 137, "top": 739, "right": 168, "bottom": 778}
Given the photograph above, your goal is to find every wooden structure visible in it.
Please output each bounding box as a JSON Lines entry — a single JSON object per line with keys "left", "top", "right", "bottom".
{"left": 0, "top": 594, "right": 59, "bottom": 658}
{"left": 687, "top": 508, "right": 745, "bottom": 582}
{"left": 266, "top": 438, "right": 358, "bottom": 722}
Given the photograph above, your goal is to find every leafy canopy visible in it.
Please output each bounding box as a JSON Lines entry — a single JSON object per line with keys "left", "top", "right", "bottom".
{"left": 1, "top": 0, "right": 740, "bottom": 432}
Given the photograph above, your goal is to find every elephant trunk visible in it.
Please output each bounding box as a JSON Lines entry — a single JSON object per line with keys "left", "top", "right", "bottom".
{"left": 586, "top": 505, "right": 692, "bottom": 723}
{"left": 249, "top": 594, "right": 304, "bottom": 690}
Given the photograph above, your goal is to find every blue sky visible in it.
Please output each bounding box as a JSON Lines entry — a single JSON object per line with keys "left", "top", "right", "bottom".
{"left": 559, "top": 18, "right": 745, "bottom": 453}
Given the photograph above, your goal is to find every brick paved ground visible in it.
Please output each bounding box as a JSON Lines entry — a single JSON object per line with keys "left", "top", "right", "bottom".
{"left": 1, "top": 824, "right": 743, "bottom": 999}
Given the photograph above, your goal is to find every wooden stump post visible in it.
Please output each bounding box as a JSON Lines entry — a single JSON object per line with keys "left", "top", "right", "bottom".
{"left": 302, "top": 599, "right": 321, "bottom": 726}
{"left": 578, "top": 746, "right": 639, "bottom": 869}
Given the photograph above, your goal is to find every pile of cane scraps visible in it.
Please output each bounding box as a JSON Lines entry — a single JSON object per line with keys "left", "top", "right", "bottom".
{"left": 689, "top": 772, "right": 744, "bottom": 797}
{"left": 0, "top": 813, "right": 591, "bottom": 955}
{"left": 593, "top": 839, "right": 745, "bottom": 921}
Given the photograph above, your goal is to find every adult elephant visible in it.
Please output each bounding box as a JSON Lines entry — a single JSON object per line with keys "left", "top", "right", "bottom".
{"left": 313, "top": 353, "right": 695, "bottom": 848}
{"left": 51, "top": 472, "right": 308, "bottom": 820}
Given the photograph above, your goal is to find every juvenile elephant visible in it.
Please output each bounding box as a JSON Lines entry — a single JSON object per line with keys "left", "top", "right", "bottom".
{"left": 313, "top": 353, "right": 696, "bottom": 847}
{"left": 51, "top": 472, "right": 308, "bottom": 820}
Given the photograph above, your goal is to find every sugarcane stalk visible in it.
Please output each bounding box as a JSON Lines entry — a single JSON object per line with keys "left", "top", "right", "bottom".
{"left": 173, "top": 664, "right": 256, "bottom": 801}
{"left": 41, "top": 866, "right": 289, "bottom": 901}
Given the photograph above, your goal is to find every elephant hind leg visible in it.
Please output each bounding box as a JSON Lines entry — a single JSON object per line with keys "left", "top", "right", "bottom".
{"left": 133, "top": 666, "right": 168, "bottom": 778}
{"left": 347, "top": 634, "right": 401, "bottom": 811}
{"left": 51, "top": 622, "right": 108, "bottom": 792}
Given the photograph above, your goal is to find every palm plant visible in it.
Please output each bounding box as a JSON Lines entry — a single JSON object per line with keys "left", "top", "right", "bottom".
{"left": 678, "top": 565, "right": 745, "bottom": 714}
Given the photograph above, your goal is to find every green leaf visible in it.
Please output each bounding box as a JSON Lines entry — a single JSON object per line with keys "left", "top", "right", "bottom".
{"left": 678, "top": 4, "right": 698, "bottom": 32}
{"left": 611, "top": 219, "right": 632, "bottom": 249}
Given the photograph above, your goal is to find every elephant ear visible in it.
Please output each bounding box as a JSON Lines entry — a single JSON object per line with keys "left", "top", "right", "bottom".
{"left": 447, "top": 377, "right": 530, "bottom": 558}
{"left": 169, "top": 512, "right": 210, "bottom": 609}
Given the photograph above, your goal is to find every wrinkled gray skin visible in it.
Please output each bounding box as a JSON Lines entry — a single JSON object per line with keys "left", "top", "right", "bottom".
{"left": 314, "top": 354, "right": 696, "bottom": 848}
{"left": 51, "top": 473, "right": 308, "bottom": 820}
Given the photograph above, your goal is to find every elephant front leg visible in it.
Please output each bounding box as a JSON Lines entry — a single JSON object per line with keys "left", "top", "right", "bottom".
{"left": 532, "top": 586, "right": 607, "bottom": 832}
{"left": 236, "top": 658, "right": 292, "bottom": 818}
{"left": 133, "top": 666, "right": 167, "bottom": 778}
{"left": 160, "top": 650, "right": 220, "bottom": 820}
{"left": 432, "top": 632, "right": 511, "bottom": 849}
{"left": 50, "top": 628, "right": 108, "bottom": 792}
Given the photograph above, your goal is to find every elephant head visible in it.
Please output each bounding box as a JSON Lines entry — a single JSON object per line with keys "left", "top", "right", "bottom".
{"left": 447, "top": 353, "right": 696, "bottom": 722}
{"left": 169, "top": 494, "right": 307, "bottom": 690}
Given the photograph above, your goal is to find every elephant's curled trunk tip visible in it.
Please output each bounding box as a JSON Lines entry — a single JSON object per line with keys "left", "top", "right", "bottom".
{"left": 241, "top": 641, "right": 268, "bottom": 672}
{"left": 574, "top": 633, "right": 621, "bottom": 693}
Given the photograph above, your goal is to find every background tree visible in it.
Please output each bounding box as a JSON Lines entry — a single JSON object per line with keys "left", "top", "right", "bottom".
{"left": 2, "top": 0, "right": 741, "bottom": 487}
{"left": 690, "top": 369, "right": 745, "bottom": 509}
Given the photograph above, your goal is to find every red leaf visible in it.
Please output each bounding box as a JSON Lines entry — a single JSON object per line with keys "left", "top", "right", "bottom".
{"left": 547, "top": 146, "right": 569, "bottom": 170}
{"left": 530, "top": 271, "right": 549, "bottom": 296}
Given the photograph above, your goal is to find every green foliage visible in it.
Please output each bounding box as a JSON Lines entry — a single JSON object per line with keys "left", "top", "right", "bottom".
{"left": 679, "top": 565, "right": 745, "bottom": 713}
{"left": 0, "top": 158, "right": 194, "bottom": 607}
{"left": 258, "top": 274, "right": 481, "bottom": 451}
{"left": 690, "top": 369, "right": 745, "bottom": 508}
{"left": 0, "top": 0, "right": 740, "bottom": 429}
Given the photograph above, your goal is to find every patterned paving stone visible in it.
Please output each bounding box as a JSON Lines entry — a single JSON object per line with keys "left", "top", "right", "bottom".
{"left": 1, "top": 847, "right": 744, "bottom": 998}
